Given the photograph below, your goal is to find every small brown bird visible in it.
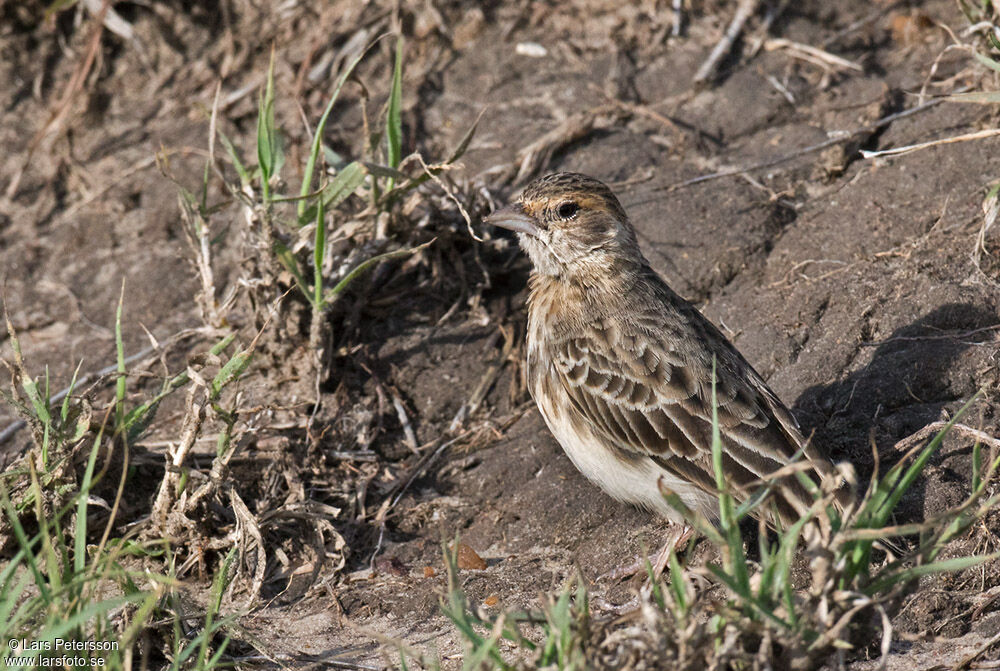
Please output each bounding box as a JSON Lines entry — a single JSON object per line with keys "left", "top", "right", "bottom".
{"left": 485, "top": 172, "right": 841, "bottom": 553}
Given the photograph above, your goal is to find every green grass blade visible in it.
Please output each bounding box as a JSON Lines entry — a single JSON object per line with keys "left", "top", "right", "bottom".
{"left": 217, "top": 129, "right": 250, "bottom": 186}
{"left": 385, "top": 36, "right": 404, "bottom": 188}
{"left": 667, "top": 549, "right": 688, "bottom": 617}
{"left": 868, "top": 552, "right": 1000, "bottom": 594}
{"left": 974, "top": 50, "right": 1000, "bottom": 73}
{"left": 320, "top": 161, "right": 367, "bottom": 213}
{"left": 873, "top": 396, "right": 976, "bottom": 525}
{"left": 709, "top": 358, "right": 750, "bottom": 593}
{"left": 59, "top": 360, "right": 83, "bottom": 424}
{"left": 973, "top": 440, "right": 983, "bottom": 492}
{"left": 123, "top": 335, "right": 234, "bottom": 441}
{"left": 14, "top": 593, "right": 148, "bottom": 663}
{"left": 323, "top": 239, "right": 433, "bottom": 305}
{"left": 943, "top": 90, "right": 1000, "bottom": 104}
{"left": 0, "top": 485, "right": 50, "bottom": 602}
{"left": 19, "top": 375, "right": 50, "bottom": 427}
{"left": 313, "top": 186, "right": 326, "bottom": 309}
{"left": 115, "top": 282, "right": 127, "bottom": 427}
{"left": 445, "top": 109, "right": 485, "bottom": 164}
{"left": 272, "top": 239, "right": 312, "bottom": 303}
{"left": 210, "top": 348, "right": 254, "bottom": 402}
{"left": 74, "top": 425, "right": 106, "bottom": 574}
{"left": 297, "top": 44, "right": 373, "bottom": 220}
{"left": 256, "top": 50, "right": 278, "bottom": 202}
{"left": 362, "top": 161, "right": 409, "bottom": 182}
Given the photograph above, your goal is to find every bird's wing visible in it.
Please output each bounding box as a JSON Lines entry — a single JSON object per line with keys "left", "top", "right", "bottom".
{"left": 546, "top": 297, "right": 818, "bottom": 516}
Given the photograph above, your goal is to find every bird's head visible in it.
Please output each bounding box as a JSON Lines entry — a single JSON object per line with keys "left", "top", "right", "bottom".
{"left": 484, "top": 172, "right": 645, "bottom": 280}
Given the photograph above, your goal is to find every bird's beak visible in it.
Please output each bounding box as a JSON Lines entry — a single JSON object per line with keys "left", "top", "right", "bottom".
{"left": 483, "top": 203, "right": 539, "bottom": 237}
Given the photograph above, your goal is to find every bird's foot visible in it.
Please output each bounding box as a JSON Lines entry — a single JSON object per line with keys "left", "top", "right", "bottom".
{"left": 592, "top": 595, "right": 640, "bottom": 615}
{"left": 598, "top": 525, "right": 694, "bottom": 582}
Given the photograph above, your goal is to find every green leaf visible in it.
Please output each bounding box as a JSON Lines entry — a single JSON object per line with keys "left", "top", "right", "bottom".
{"left": 0, "top": 484, "right": 50, "bottom": 602}
{"left": 386, "top": 36, "right": 404, "bottom": 184}
{"left": 321, "top": 161, "right": 367, "bottom": 211}
{"left": 322, "top": 239, "right": 433, "bottom": 306}
{"left": 210, "top": 349, "right": 254, "bottom": 401}
{"left": 868, "top": 551, "right": 1000, "bottom": 594}
{"left": 298, "top": 43, "right": 373, "bottom": 220}
{"left": 989, "top": 30, "right": 1000, "bottom": 52}
{"left": 445, "top": 108, "right": 485, "bottom": 164}
{"left": 362, "top": 162, "right": 410, "bottom": 182}
{"left": 20, "top": 376, "right": 50, "bottom": 426}
{"left": 873, "top": 396, "right": 977, "bottom": 525}
{"left": 19, "top": 593, "right": 150, "bottom": 663}
{"left": 44, "top": 0, "right": 78, "bottom": 20}
{"left": 313, "top": 185, "right": 326, "bottom": 308}
{"left": 974, "top": 50, "right": 1000, "bottom": 73}
{"left": 217, "top": 129, "right": 249, "bottom": 186}
{"left": 75, "top": 426, "right": 107, "bottom": 574}
{"left": 59, "top": 360, "right": 82, "bottom": 424}
{"left": 272, "top": 239, "right": 311, "bottom": 304}
{"left": 115, "top": 282, "right": 127, "bottom": 427}
{"left": 667, "top": 550, "right": 688, "bottom": 616}
{"left": 256, "top": 51, "right": 279, "bottom": 202}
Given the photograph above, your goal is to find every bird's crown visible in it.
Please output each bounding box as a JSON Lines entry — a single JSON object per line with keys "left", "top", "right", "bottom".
{"left": 518, "top": 172, "right": 628, "bottom": 223}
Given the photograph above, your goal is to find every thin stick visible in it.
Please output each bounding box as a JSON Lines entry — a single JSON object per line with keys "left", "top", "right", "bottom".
{"left": 664, "top": 96, "right": 950, "bottom": 191}
{"left": 859, "top": 324, "right": 1000, "bottom": 347}
{"left": 414, "top": 154, "right": 481, "bottom": 241}
{"left": 389, "top": 387, "right": 418, "bottom": 454}
{"left": 892, "top": 422, "right": 1000, "bottom": 454}
{"left": 693, "top": 0, "right": 760, "bottom": 85}
{"left": 951, "top": 616, "right": 1000, "bottom": 670}
{"left": 672, "top": 0, "right": 684, "bottom": 37}
{"left": 764, "top": 38, "right": 863, "bottom": 72}
{"left": 861, "top": 128, "right": 1000, "bottom": 159}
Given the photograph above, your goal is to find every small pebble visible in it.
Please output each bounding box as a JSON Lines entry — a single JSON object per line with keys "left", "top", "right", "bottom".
{"left": 455, "top": 542, "right": 487, "bottom": 570}
{"left": 515, "top": 42, "right": 548, "bottom": 58}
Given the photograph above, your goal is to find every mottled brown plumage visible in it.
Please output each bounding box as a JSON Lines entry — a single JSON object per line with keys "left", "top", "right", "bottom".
{"left": 485, "top": 172, "right": 841, "bottom": 528}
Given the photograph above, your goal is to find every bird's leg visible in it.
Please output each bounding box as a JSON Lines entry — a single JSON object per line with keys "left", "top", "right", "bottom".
{"left": 599, "top": 524, "right": 693, "bottom": 582}
{"left": 651, "top": 524, "right": 693, "bottom": 576}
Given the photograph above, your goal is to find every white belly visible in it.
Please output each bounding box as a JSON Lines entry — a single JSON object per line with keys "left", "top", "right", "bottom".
{"left": 538, "top": 399, "right": 717, "bottom": 524}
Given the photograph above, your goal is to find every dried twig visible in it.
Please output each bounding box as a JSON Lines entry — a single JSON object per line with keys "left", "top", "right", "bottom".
{"left": 973, "top": 183, "right": 999, "bottom": 285}
{"left": 952, "top": 628, "right": 1000, "bottom": 671}
{"left": 448, "top": 324, "right": 514, "bottom": 433}
{"left": 861, "top": 128, "right": 1000, "bottom": 159}
{"left": 693, "top": 0, "right": 760, "bottom": 85}
{"left": 664, "top": 95, "right": 950, "bottom": 190}
{"left": 764, "top": 38, "right": 863, "bottom": 72}
{"left": 389, "top": 387, "right": 419, "bottom": 454}
{"left": 859, "top": 324, "right": 1000, "bottom": 347}
{"left": 415, "top": 153, "right": 481, "bottom": 241}
{"left": 892, "top": 421, "right": 1000, "bottom": 454}
{"left": 672, "top": 0, "right": 684, "bottom": 37}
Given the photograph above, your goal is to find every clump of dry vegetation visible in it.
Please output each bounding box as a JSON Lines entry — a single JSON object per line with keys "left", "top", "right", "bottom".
{"left": 0, "top": 14, "right": 485, "bottom": 666}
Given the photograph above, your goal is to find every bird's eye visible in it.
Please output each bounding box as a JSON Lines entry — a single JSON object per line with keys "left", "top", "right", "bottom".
{"left": 556, "top": 201, "right": 579, "bottom": 219}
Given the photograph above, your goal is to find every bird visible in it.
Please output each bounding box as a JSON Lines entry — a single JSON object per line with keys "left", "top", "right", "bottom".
{"left": 483, "top": 172, "right": 845, "bottom": 570}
